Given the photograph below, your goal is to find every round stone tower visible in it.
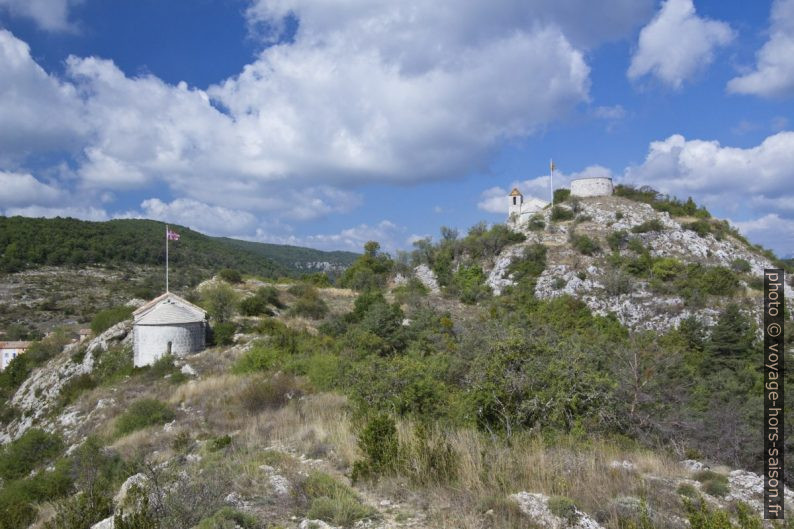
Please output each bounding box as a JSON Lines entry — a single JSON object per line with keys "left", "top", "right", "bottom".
{"left": 570, "top": 176, "right": 613, "bottom": 197}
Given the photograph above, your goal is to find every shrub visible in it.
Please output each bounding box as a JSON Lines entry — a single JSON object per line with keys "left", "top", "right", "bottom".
{"left": 239, "top": 296, "right": 270, "bottom": 317}
{"left": 731, "top": 259, "right": 751, "bottom": 273}
{"left": 302, "top": 472, "right": 374, "bottom": 527}
{"left": 569, "top": 233, "right": 600, "bottom": 255}
{"left": 651, "top": 257, "right": 683, "bottom": 281}
{"left": 0, "top": 428, "right": 64, "bottom": 480}
{"left": 702, "top": 479, "right": 729, "bottom": 498}
{"left": 43, "top": 488, "right": 113, "bottom": 529}
{"left": 232, "top": 344, "right": 281, "bottom": 374}
{"left": 114, "top": 399, "right": 175, "bottom": 438}
{"left": 602, "top": 269, "right": 633, "bottom": 296}
{"left": 209, "top": 434, "right": 232, "bottom": 452}
{"left": 547, "top": 496, "right": 578, "bottom": 524}
{"left": 303, "top": 272, "right": 332, "bottom": 287}
{"left": 201, "top": 283, "right": 238, "bottom": 322}
{"left": 630, "top": 219, "right": 664, "bottom": 233}
{"left": 195, "top": 507, "right": 259, "bottom": 529}
{"left": 289, "top": 286, "right": 329, "bottom": 319}
{"left": 606, "top": 230, "right": 628, "bottom": 251}
{"left": 211, "top": 321, "right": 237, "bottom": 346}
{"left": 451, "top": 264, "right": 490, "bottom": 304}
{"left": 94, "top": 345, "right": 134, "bottom": 384}
{"left": 352, "top": 414, "right": 399, "bottom": 481}
{"left": 58, "top": 373, "right": 97, "bottom": 407}
{"left": 684, "top": 220, "right": 711, "bottom": 237}
{"left": 91, "top": 306, "right": 134, "bottom": 335}
{"left": 551, "top": 206, "right": 575, "bottom": 221}
{"left": 528, "top": 214, "right": 545, "bottom": 231}
{"left": 508, "top": 244, "right": 547, "bottom": 283}
{"left": 217, "top": 269, "right": 242, "bottom": 284}
{"left": 237, "top": 373, "right": 302, "bottom": 413}
{"left": 553, "top": 188, "right": 571, "bottom": 203}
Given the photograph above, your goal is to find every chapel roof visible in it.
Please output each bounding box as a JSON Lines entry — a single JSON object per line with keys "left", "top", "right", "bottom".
{"left": 509, "top": 188, "right": 523, "bottom": 197}
{"left": 133, "top": 292, "right": 206, "bottom": 325}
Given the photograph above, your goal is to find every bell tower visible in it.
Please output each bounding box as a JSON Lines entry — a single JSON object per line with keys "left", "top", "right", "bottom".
{"left": 508, "top": 187, "right": 523, "bottom": 221}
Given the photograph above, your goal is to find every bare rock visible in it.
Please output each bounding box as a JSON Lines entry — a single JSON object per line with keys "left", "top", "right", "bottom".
{"left": 299, "top": 520, "right": 337, "bottom": 529}
{"left": 91, "top": 516, "right": 115, "bottom": 529}
{"left": 414, "top": 264, "right": 440, "bottom": 293}
{"left": 511, "top": 492, "right": 602, "bottom": 529}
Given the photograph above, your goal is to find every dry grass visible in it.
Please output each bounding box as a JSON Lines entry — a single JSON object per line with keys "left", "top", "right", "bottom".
{"left": 367, "top": 424, "right": 690, "bottom": 529}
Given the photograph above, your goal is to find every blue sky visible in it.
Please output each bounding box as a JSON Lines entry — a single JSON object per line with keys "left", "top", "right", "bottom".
{"left": 1, "top": 0, "right": 793, "bottom": 256}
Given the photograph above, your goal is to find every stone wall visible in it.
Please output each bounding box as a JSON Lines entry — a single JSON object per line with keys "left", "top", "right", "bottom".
{"left": 570, "top": 177, "right": 613, "bottom": 197}
{"left": 133, "top": 322, "right": 205, "bottom": 367}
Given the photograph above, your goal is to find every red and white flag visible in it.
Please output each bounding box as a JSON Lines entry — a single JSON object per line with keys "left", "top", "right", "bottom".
{"left": 167, "top": 228, "right": 180, "bottom": 241}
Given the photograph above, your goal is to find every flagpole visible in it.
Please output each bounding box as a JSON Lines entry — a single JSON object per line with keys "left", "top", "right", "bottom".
{"left": 166, "top": 224, "right": 169, "bottom": 293}
{"left": 550, "top": 159, "right": 554, "bottom": 207}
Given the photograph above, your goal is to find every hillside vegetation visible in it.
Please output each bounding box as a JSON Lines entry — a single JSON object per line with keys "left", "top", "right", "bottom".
{"left": 0, "top": 187, "right": 792, "bottom": 529}
{"left": 0, "top": 217, "right": 357, "bottom": 276}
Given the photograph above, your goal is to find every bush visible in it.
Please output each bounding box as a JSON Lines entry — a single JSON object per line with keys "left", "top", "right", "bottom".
{"left": 553, "top": 188, "right": 571, "bottom": 203}
{"left": 551, "top": 206, "right": 575, "bottom": 221}
{"left": 218, "top": 269, "right": 242, "bottom": 284}
{"left": 630, "top": 219, "right": 664, "bottom": 233}
{"left": 547, "top": 496, "right": 578, "bottom": 524}
{"left": 114, "top": 399, "right": 175, "bottom": 437}
{"left": 289, "top": 286, "right": 329, "bottom": 319}
{"left": 602, "top": 269, "right": 633, "bottom": 296}
{"left": 209, "top": 434, "right": 232, "bottom": 452}
{"left": 527, "top": 214, "right": 545, "bottom": 231}
{"left": 94, "top": 345, "right": 134, "bottom": 384}
{"left": 58, "top": 373, "right": 97, "bottom": 407}
{"left": 606, "top": 230, "right": 628, "bottom": 251}
{"left": 91, "top": 306, "right": 134, "bottom": 335}
{"left": 302, "top": 472, "right": 374, "bottom": 527}
{"left": 211, "top": 321, "right": 237, "bottom": 346}
{"left": 239, "top": 296, "right": 270, "bottom": 317}
{"left": 232, "top": 344, "right": 282, "bottom": 374}
{"left": 684, "top": 220, "right": 711, "bottom": 237}
{"left": 352, "top": 414, "right": 399, "bottom": 481}
{"left": 508, "top": 244, "right": 547, "bottom": 283}
{"left": 569, "top": 233, "right": 600, "bottom": 255}
{"left": 201, "top": 283, "right": 238, "bottom": 323}
{"left": 0, "top": 429, "right": 64, "bottom": 480}
{"left": 731, "top": 258, "right": 751, "bottom": 273}
{"left": 195, "top": 507, "right": 259, "bottom": 529}
{"left": 651, "top": 257, "right": 683, "bottom": 281}
{"left": 451, "top": 264, "right": 490, "bottom": 304}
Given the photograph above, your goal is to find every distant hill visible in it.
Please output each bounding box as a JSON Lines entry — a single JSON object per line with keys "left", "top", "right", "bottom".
{"left": 0, "top": 216, "right": 358, "bottom": 277}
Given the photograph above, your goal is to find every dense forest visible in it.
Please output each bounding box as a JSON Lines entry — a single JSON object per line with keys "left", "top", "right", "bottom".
{"left": 0, "top": 217, "right": 357, "bottom": 276}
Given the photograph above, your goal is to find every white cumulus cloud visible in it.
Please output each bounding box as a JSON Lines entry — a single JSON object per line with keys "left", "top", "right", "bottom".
{"left": 628, "top": 0, "right": 734, "bottom": 88}
{"left": 0, "top": 171, "right": 62, "bottom": 207}
{"left": 624, "top": 132, "right": 794, "bottom": 217}
{"left": 727, "top": 0, "right": 794, "bottom": 98}
{"left": 0, "top": 0, "right": 78, "bottom": 32}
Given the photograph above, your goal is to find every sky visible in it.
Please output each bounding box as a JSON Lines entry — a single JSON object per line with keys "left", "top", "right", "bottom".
{"left": 0, "top": 0, "right": 793, "bottom": 256}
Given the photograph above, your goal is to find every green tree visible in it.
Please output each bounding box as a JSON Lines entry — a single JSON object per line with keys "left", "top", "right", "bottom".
{"left": 201, "top": 283, "right": 238, "bottom": 323}
{"left": 707, "top": 304, "right": 755, "bottom": 358}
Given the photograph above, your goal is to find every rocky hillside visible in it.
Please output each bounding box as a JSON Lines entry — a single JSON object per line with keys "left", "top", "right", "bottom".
{"left": 1, "top": 191, "right": 792, "bottom": 529}
{"left": 1, "top": 278, "right": 791, "bottom": 529}
{"left": 482, "top": 194, "right": 793, "bottom": 332}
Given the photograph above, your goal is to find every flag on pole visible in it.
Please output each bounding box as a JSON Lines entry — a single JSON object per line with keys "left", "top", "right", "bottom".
{"left": 167, "top": 229, "right": 180, "bottom": 241}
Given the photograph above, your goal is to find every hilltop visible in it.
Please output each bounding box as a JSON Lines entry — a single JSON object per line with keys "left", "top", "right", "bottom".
{"left": 0, "top": 187, "right": 792, "bottom": 529}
